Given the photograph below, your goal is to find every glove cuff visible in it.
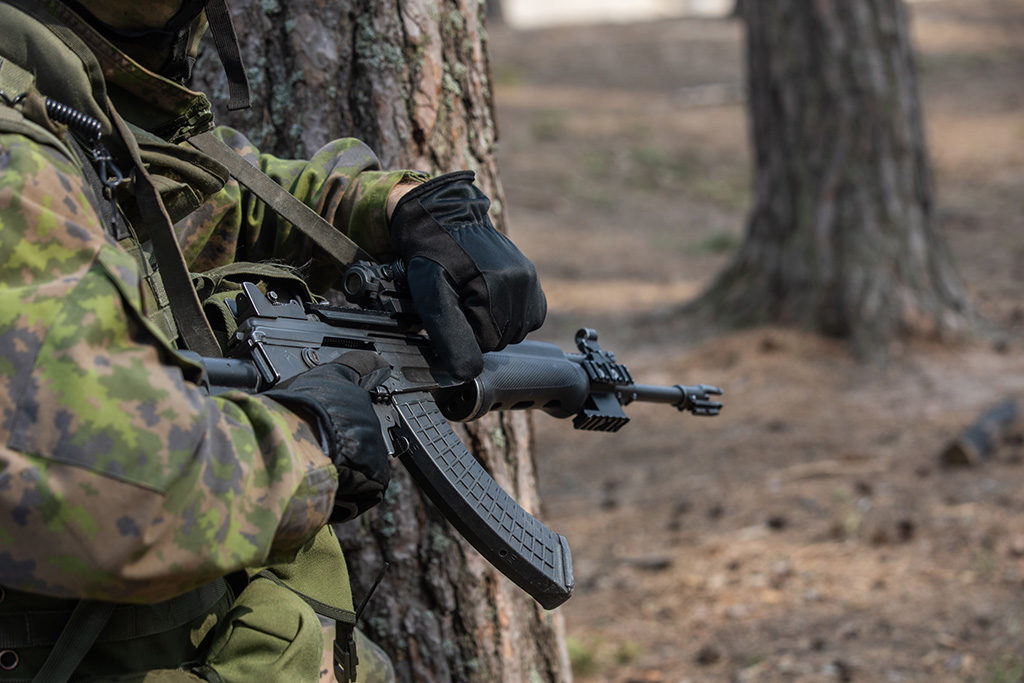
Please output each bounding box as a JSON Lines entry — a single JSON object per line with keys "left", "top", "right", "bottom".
{"left": 262, "top": 389, "right": 335, "bottom": 458}
{"left": 392, "top": 170, "right": 477, "bottom": 211}
{"left": 389, "top": 171, "right": 488, "bottom": 286}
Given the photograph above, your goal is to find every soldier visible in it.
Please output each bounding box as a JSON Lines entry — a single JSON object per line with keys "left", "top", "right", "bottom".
{"left": 0, "top": 0, "right": 545, "bottom": 680}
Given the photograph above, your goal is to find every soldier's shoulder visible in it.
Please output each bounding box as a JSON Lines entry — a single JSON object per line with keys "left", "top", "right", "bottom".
{"left": 0, "top": 105, "right": 80, "bottom": 173}
{"left": 0, "top": 110, "right": 107, "bottom": 263}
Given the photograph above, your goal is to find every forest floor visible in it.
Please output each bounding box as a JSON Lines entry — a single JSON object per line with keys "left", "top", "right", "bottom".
{"left": 490, "top": 1, "right": 1024, "bottom": 681}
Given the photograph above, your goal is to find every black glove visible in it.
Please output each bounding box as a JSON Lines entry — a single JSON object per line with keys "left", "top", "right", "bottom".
{"left": 264, "top": 351, "right": 391, "bottom": 522}
{"left": 390, "top": 171, "right": 547, "bottom": 380}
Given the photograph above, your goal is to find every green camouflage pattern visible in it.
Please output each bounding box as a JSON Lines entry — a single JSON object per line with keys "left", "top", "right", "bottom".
{"left": 0, "top": 127, "right": 339, "bottom": 602}
{"left": 39, "top": 0, "right": 424, "bottom": 259}
{"left": 177, "top": 128, "right": 426, "bottom": 291}
{"left": 45, "top": 0, "right": 216, "bottom": 143}
{"left": 354, "top": 629, "right": 398, "bottom": 683}
{"left": 0, "top": 0, "right": 421, "bottom": 605}
{"left": 0, "top": 3, "right": 409, "bottom": 678}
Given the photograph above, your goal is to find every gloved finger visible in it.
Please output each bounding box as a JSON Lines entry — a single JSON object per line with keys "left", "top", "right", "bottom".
{"left": 332, "top": 350, "right": 391, "bottom": 389}
{"left": 332, "top": 466, "right": 388, "bottom": 523}
{"left": 445, "top": 224, "right": 546, "bottom": 350}
{"left": 406, "top": 257, "right": 484, "bottom": 380}
{"left": 487, "top": 263, "right": 547, "bottom": 348}
{"left": 503, "top": 256, "right": 547, "bottom": 345}
{"left": 325, "top": 386, "right": 390, "bottom": 496}
{"left": 459, "top": 269, "right": 545, "bottom": 351}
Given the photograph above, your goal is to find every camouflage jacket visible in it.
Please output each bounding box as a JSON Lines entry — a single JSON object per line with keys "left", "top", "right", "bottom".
{"left": 0, "top": 0, "right": 419, "bottom": 603}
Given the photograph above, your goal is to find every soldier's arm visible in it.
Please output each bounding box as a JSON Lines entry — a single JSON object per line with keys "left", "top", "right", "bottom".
{"left": 0, "top": 132, "right": 339, "bottom": 603}
{"left": 176, "top": 127, "right": 427, "bottom": 291}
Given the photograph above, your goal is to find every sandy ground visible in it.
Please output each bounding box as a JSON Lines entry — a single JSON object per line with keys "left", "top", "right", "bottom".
{"left": 489, "top": 1, "right": 1024, "bottom": 680}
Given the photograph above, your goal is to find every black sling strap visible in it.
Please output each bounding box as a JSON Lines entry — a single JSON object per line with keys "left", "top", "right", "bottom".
{"left": 189, "top": 131, "right": 373, "bottom": 267}
{"left": 204, "top": 0, "right": 251, "bottom": 111}
{"left": 30, "top": 600, "right": 116, "bottom": 683}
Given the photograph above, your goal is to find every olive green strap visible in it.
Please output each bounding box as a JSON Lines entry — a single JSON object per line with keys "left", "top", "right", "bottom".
{"left": 30, "top": 600, "right": 115, "bottom": 683}
{"left": 106, "top": 99, "right": 223, "bottom": 357}
{"left": 0, "top": 56, "right": 34, "bottom": 104}
{"left": 189, "top": 132, "right": 372, "bottom": 268}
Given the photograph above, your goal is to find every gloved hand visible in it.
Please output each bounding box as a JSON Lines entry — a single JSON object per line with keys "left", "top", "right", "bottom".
{"left": 263, "top": 351, "right": 391, "bottom": 522}
{"left": 390, "top": 171, "right": 547, "bottom": 380}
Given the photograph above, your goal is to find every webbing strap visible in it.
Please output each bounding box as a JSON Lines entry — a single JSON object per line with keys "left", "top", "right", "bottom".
{"left": 30, "top": 600, "right": 115, "bottom": 683}
{"left": 204, "top": 0, "right": 251, "bottom": 111}
{"left": 254, "top": 570, "right": 357, "bottom": 625}
{"left": 107, "top": 99, "right": 223, "bottom": 357}
{"left": 189, "top": 132, "right": 372, "bottom": 267}
{"left": 0, "top": 0, "right": 221, "bottom": 357}
{"left": 0, "top": 56, "right": 34, "bottom": 104}
{"left": 0, "top": 579, "right": 229, "bottom": 650}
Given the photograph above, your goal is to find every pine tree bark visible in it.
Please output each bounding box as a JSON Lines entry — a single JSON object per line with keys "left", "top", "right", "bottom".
{"left": 697, "top": 0, "right": 972, "bottom": 357}
{"left": 192, "top": 2, "right": 570, "bottom": 681}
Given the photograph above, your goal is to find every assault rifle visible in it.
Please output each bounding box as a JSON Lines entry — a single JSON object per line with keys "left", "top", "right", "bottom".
{"left": 185, "top": 261, "right": 722, "bottom": 610}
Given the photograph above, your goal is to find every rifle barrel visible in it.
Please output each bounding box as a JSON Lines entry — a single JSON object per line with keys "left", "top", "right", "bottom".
{"left": 620, "top": 384, "right": 688, "bottom": 407}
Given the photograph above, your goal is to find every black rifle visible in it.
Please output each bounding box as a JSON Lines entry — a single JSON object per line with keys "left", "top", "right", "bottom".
{"left": 185, "top": 262, "right": 722, "bottom": 610}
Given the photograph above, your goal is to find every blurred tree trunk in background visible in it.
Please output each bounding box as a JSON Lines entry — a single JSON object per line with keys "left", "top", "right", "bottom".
{"left": 486, "top": 0, "right": 504, "bottom": 23}
{"left": 192, "top": 2, "right": 570, "bottom": 681}
{"left": 696, "top": 0, "right": 972, "bottom": 357}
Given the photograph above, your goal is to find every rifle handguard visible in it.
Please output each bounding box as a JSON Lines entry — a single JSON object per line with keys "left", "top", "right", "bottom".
{"left": 436, "top": 342, "right": 590, "bottom": 422}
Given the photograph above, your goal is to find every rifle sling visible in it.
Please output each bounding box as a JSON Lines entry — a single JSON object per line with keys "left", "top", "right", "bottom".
{"left": 106, "top": 100, "right": 223, "bottom": 357}
{"left": 189, "top": 132, "right": 372, "bottom": 267}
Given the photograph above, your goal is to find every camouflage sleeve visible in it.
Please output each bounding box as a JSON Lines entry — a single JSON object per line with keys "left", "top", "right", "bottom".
{"left": 176, "top": 127, "right": 427, "bottom": 290}
{"left": 0, "top": 131, "right": 339, "bottom": 603}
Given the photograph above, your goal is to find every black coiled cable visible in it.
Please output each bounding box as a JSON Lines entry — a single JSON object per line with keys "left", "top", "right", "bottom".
{"left": 44, "top": 97, "right": 103, "bottom": 144}
{"left": 43, "top": 97, "right": 123, "bottom": 195}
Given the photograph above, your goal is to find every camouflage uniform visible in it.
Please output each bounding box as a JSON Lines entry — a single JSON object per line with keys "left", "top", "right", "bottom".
{"left": 0, "top": 0, "right": 413, "bottom": 679}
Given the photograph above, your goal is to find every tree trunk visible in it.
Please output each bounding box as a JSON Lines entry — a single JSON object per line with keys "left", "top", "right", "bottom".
{"left": 486, "top": 0, "right": 504, "bottom": 24}
{"left": 191, "top": 2, "right": 570, "bottom": 681}
{"left": 696, "top": 0, "right": 972, "bottom": 357}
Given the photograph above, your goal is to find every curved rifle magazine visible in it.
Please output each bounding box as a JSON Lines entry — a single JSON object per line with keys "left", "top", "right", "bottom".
{"left": 391, "top": 391, "right": 574, "bottom": 609}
